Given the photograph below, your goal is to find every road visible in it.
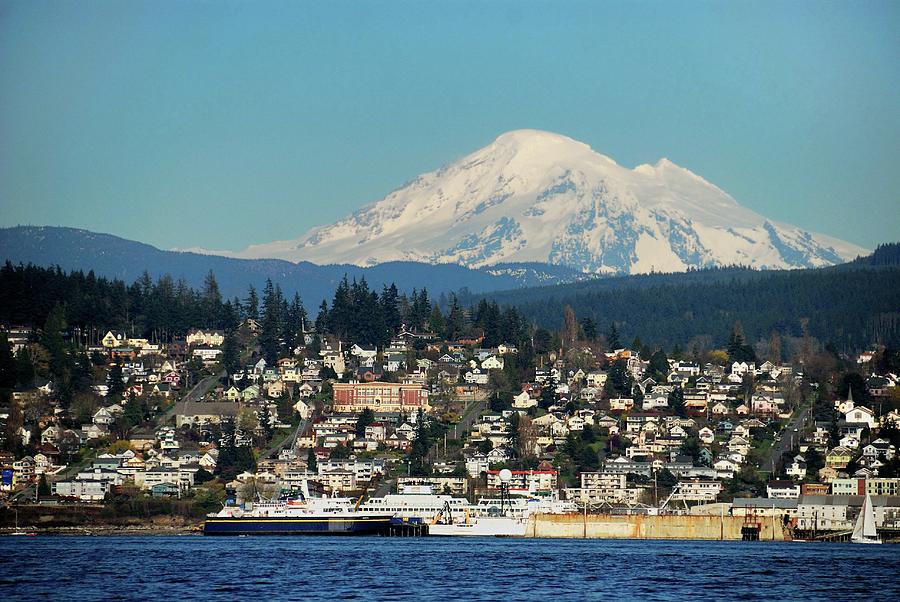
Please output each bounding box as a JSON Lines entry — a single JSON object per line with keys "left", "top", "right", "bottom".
{"left": 154, "top": 370, "right": 225, "bottom": 428}
{"left": 259, "top": 418, "right": 309, "bottom": 460}
{"left": 766, "top": 404, "right": 814, "bottom": 472}
{"left": 450, "top": 397, "right": 488, "bottom": 440}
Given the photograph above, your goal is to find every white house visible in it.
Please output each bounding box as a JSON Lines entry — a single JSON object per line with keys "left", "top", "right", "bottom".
{"left": 481, "top": 356, "right": 504, "bottom": 370}
{"left": 844, "top": 406, "right": 876, "bottom": 429}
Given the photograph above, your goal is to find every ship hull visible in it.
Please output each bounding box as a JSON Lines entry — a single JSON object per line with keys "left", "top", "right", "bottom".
{"left": 203, "top": 515, "right": 394, "bottom": 536}
{"left": 429, "top": 517, "right": 527, "bottom": 537}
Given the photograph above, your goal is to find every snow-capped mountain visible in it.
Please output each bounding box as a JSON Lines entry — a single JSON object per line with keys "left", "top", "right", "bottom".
{"left": 226, "top": 130, "right": 866, "bottom": 273}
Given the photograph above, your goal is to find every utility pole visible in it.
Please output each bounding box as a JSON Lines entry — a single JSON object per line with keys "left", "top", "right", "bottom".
{"left": 653, "top": 469, "right": 658, "bottom": 507}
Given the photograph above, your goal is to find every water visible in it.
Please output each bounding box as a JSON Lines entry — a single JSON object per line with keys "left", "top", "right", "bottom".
{"left": 1, "top": 536, "right": 897, "bottom": 601}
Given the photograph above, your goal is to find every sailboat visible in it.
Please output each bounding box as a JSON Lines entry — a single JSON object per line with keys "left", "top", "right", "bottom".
{"left": 850, "top": 493, "right": 881, "bottom": 544}
{"left": 10, "top": 508, "right": 27, "bottom": 536}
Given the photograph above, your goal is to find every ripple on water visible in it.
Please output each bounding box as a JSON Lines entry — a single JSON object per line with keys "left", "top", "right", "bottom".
{"left": 0, "top": 537, "right": 898, "bottom": 602}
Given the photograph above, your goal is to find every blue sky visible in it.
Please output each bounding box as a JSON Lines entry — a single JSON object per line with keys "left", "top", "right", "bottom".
{"left": 1, "top": 0, "right": 897, "bottom": 252}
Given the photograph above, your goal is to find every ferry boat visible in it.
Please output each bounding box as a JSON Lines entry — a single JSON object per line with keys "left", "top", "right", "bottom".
{"left": 358, "top": 484, "right": 470, "bottom": 520}
{"left": 202, "top": 493, "right": 393, "bottom": 536}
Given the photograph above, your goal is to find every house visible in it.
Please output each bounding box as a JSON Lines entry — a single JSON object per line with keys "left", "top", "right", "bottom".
{"left": 786, "top": 454, "right": 807, "bottom": 479}
{"left": 175, "top": 401, "right": 242, "bottom": 428}
{"left": 767, "top": 480, "right": 801, "bottom": 499}
{"left": 292, "top": 399, "right": 312, "bottom": 420}
{"left": 364, "top": 423, "right": 386, "bottom": 442}
{"left": 863, "top": 439, "right": 895, "bottom": 461}
{"left": 698, "top": 426, "right": 715, "bottom": 444}
{"left": 711, "top": 402, "right": 730, "bottom": 416}
{"left": 463, "top": 369, "right": 489, "bottom": 386}
{"left": 101, "top": 330, "right": 126, "bottom": 348}
{"left": 642, "top": 394, "right": 669, "bottom": 411}
{"left": 671, "top": 480, "right": 722, "bottom": 502}
{"left": 609, "top": 398, "right": 634, "bottom": 412}
{"left": 731, "top": 361, "right": 755, "bottom": 376}
{"left": 595, "top": 414, "right": 619, "bottom": 431}
{"left": 384, "top": 354, "right": 407, "bottom": 373}
{"left": 41, "top": 425, "right": 60, "bottom": 445}
{"left": 264, "top": 379, "right": 285, "bottom": 398}
{"left": 192, "top": 346, "right": 222, "bottom": 364}
{"left": 826, "top": 446, "right": 853, "bottom": 469}
{"left": 80, "top": 424, "right": 108, "bottom": 441}
{"left": 54, "top": 480, "right": 109, "bottom": 501}
{"left": 751, "top": 395, "right": 778, "bottom": 415}
{"left": 350, "top": 344, "right": 378, "bottom": 361}
{"left": 241, "top": 384, "right": 261, "bottom": 401}
{"left": 481, "top": 356, "right": 504, "bottom": 370}
{"left": 512, "top": 391, "right": 537, "bottom": 409}
{"left": 186, "top": 329, "right": 225, "bottom": 347}
{"left": 586, "top": 372, "right": 608, "bottom": 388}
{"left": 844, "top": 406, "right": 876, "bottom": 429}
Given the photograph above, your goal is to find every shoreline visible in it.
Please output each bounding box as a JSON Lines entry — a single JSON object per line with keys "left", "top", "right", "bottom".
{"left": 1, "top": 525, "right": 203, "bottom": 536}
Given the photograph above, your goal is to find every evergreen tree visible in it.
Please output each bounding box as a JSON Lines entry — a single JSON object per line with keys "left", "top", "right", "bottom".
{"left": 607, "top": 323, "right": 621, "bottom": 350}
{"left": 221, "top": 331, "right": 240, "bottom": 374}
{"left": 355, "top": 407, "right": 375, "bottom": 437}
{"left": 306, "top": 447, "right": 318, "bottom": 473}
{"left": 443, "top": 295, "right": 467, "bottom": 341}
{"left": 201, "top": 270, "right": 222, "bottom": 327}
{"left": 315, "top": 300, "right": 329, "bottom": 334}
{"left": 245, "top": 285, "right": 259, "bottom": 321}
{"left": 428, "top": 305, "right": 445, "bottom": 337}
{"left": 258, "top": 404, "right": 274, "bottom": 442}
{"left": 15, "top": 347, "right": 35, "bottom": 388}
{"left": 283, "top": 292, "right": 307, "bottom": 352}
{"left": 669, "top": 386, "right": 686, "bottom": 417}
{"left": 42, "top": 304, "right": 70, "bottom": 386}
{"left": 606, "top": 359, "right": 632, "bottom": 397}
{"left": 539, "top": 375, "right": 558, "bottom": 410}
{"left": 38, "top": 474, "right": 51, "bottom": 497}
{"left": 108, "top": 361, "right": 125, "bottom": 398}
{"left": 580, "top": 317, "right": 597, "bottom": 341}
{"left": 648, "top": 349, "right": 670, "bottom": 379}
{"left": 380, "top": 284, "right": 402, "bottom": 335}
{"left": 0, "top": 334, "right": 16, "bottom": 389}
{"left": 259, "top": 279, "right": 284, "bottom": 363}
{"left": 727, "top": 322, "right": 757, "bottom": 364}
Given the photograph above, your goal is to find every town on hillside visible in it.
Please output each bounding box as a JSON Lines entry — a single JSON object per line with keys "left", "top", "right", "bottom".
{"left": 1, "top": 267, "right": 899, "bottom": 539}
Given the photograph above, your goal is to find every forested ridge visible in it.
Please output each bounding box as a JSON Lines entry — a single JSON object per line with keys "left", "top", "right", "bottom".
{"left": 3, "top": 243, "right": 898, "bottom": 355}
{"left": 467, "top": 244, "right": 900, "bottom": 352}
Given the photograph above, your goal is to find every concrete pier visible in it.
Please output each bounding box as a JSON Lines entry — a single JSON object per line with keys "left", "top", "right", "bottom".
{"left": 527, "top": 513, "right": 787, "bottom": 541}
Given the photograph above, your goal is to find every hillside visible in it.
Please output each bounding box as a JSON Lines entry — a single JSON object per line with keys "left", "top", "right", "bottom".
{"left": 0, "top": 226, "right": 583, "bottom": 302}
{"left": 468, "top": 255, "right": 900, "bottom": 352}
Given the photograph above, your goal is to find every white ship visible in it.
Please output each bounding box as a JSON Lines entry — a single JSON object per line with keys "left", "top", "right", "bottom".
{"left": 430, "top": 469, "right": 577, "bottom": 537}
{"left": 203, "top": 484, "right": 394, "bottom": 536}
{"left": 358, "top": 484, "right": 470, "bottom": 520}
{"left": 429, "top": 514, "right": 528, "bottom": 537}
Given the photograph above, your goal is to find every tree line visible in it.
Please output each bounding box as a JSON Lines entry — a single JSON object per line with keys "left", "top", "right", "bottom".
{"left": 466, "top": 263, "right": 900, "bottom": 353}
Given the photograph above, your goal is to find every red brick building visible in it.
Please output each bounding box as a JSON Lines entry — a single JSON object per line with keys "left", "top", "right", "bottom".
{"left": 332, "top": 382, "right": 430, "bottom": 413}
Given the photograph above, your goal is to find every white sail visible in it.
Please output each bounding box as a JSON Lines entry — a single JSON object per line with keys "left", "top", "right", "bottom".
{"left": 862, "top": 493, "right": 878, "bottom": 539}
{"left": 851, "top": 499, "right": 865, "bottom": 541}
{"left": 851, "top": 493, "right": 880, "bottom": 544}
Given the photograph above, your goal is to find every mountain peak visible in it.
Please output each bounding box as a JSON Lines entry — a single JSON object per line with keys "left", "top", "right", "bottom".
{"left": 222, "top": 132, "right": 867, "bottom": 274}
{"left": 492, "top": 129, "right": 586, "bottom": 148}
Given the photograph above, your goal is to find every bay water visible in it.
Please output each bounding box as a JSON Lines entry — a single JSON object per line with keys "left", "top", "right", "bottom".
{"left": 1, "top": 536, "right": 897, "bottom": 601}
